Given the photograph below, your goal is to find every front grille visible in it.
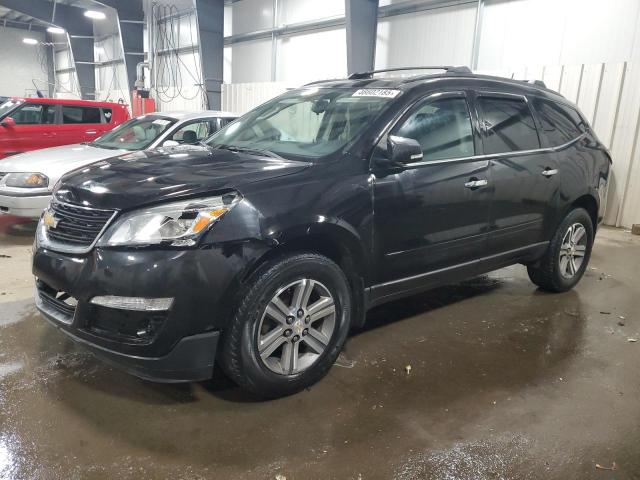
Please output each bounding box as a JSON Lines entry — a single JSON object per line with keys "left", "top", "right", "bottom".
{"left": 46, "top": 201, "right": 114, "bottom": 247}
{"left": 36, "top": 280, "right": 77, "bottom": 325}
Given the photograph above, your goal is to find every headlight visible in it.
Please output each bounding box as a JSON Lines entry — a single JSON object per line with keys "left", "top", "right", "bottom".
{"left": 98, "top": 193, "right": 241, "bottom": 247}
{"left": 5, "top": 172, "right": 48, "bottom": 188}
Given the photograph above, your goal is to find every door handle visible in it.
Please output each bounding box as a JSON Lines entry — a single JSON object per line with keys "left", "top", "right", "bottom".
{"left": 464, "top": 178, "right": 488, "bottom": 189}
{"left": 85, "top": 130, "right": 97, "bottom": 135}
{"left": 542, "top": 168, "right": 558, "bottom": 177}
{"left": 43, "top": 133, "right": 56, "bottom": 137}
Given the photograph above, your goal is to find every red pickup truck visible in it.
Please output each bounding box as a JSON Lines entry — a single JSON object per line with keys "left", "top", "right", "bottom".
{"left": 0, "top": 98, "right": 130, "bottom": 159}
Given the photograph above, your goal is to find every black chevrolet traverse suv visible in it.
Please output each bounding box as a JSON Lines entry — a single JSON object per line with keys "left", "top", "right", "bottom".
{"left": 33, "top": 67, "right": 611, "bottom": 398}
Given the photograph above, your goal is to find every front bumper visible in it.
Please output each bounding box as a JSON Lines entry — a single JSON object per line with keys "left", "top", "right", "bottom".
{"left": 32, "top": 241, "right": 248, "bottom": 382}
{"left": 37, "top": 289, "right": 219, "bottom": 382}
{"left": 0, "top": 192, "right": 50, "bottom": 218}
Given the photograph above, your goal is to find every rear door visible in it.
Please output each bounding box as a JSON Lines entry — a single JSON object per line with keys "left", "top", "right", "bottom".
{"left": 372, "top": 91, "right": 491, "bottom": 285}
{"left": 58, "top": 105, "right": 105, "bottom": 144}
{"left": 475, "top": 92, "right": 560, "bottom": 255}
{"left": 0, "top": 102, "right": 57, "bottom": 156}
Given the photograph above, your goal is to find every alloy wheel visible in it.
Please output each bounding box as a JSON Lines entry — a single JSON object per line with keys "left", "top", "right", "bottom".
{"left": 559, "top": 222, "right": 588, "bottom": 279}
{"left": 257, "top": 279, "right": 336, "bottom": 375}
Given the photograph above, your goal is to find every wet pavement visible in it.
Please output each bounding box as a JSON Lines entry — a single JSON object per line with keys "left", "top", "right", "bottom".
{"left": 1, "top": 214, "right": 639, "bottom": 479}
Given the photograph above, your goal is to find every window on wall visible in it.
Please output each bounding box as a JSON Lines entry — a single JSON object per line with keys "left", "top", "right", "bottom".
{"left": 62, "top": 106, "right": 102, "bottom": 124}
{"left": 478, "top": 96, "right": 540, "bottom": 154}
{"left": 12, "top": 104, "right": 55, "bottom": 125}
{"left": 394, "top": 96, "right": 475, "bottom": 161}
{"left": 533, "top": 99, "right": 586, "bottom": 147}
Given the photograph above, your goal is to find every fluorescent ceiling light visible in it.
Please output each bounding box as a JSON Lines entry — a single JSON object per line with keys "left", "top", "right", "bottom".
{"left": 84, "top": 10, "right": 106, "bottom": 20}
{"left": 23, "top": 38, "right": 38, "bottom": 45}
{"left": 47, "top": 26, "right": 66, "bottom": 34}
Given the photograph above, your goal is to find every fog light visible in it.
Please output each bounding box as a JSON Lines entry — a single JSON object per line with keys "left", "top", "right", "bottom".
{"left": 90, "top": 296, "right": 173, "bottom": 311}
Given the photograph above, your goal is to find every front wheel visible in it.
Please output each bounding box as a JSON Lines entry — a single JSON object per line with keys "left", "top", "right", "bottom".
{"left": 527, "top": 207, "right": 594, "bottom": 292}
{"left": 219, "top": 253, "right": 352, "bottom": 398}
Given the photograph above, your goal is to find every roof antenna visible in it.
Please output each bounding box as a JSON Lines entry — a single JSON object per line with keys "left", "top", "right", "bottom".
{"left": 511, "top": 72, "right": 515, "bottom": 79}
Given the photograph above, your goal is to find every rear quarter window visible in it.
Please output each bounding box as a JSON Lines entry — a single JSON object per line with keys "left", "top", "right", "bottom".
{"left": 102, "top": 108, "right": 113, "bottom": 123}
{"left": 62, "top": 106, "right": 102, "bottom": 124}
{"left": 533, "top": 99, "right": 586, "bottom": 147}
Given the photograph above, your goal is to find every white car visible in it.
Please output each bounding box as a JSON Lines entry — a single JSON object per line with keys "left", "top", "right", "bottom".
{"left": 0, "top": 110, "right": 238, "bottom": 218}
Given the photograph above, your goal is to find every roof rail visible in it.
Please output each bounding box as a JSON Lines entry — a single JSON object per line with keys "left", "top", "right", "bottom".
{"left": 526, "top": 79, "right": 548, "bottom": 88}
{"left": 348, "top": 66, "right": 472, "bottom": 80}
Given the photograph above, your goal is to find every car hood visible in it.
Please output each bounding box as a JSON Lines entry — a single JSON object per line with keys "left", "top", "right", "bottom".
{"left": 0, "top": 143, "right": 127, "bottom": 185}
{"left": 55, "top": 145, "right": 311, "bottom": 210}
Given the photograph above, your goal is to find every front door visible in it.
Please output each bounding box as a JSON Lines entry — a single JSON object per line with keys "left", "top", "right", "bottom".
{"left": 475, "top": 93, "right": 560, "bottom": 255}
{"left": 0, "top": 102, "right": 57, "bottom": 156}
{"left": 372, "top": 92, "right": 491, "bottom": 287}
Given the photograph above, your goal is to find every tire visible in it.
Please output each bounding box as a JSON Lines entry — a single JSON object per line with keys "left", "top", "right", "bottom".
{"left": 219, "top": 253, "right": 352, "bottom": 398}
{"left": 527, "top": 208, "right": 594, "bottom": 292}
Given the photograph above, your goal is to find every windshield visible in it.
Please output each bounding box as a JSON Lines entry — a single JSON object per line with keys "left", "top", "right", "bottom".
{"left": 91, "top": 115, "right": 177, "bottom": 150}
{"left": 206, "top": 87, "right": 400, "bottom": 159}
{"left": 0, "top": 100, "right": 21, "bottom": 119}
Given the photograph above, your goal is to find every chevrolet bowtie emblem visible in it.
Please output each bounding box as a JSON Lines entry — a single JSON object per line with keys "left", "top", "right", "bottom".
{"left": 42, "top": 209, "right": 59, "bottom": 229}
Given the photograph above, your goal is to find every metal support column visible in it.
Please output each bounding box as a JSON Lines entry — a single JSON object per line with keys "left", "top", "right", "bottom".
{"left": 470, "top": 0, "right": 484, "bottom": 70}
{"left": 345, "top": 0, "right": 379, "bottom": 75}
{"left": 97, "top": 0, "right": 145, "bottom": 99}
{"left": 194, "top": 0, "right": 225, "bottom": 109}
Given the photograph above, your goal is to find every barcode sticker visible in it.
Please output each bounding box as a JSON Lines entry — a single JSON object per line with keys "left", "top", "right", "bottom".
{"left": 352, "top": 89, "right": 401, "bottom": 98}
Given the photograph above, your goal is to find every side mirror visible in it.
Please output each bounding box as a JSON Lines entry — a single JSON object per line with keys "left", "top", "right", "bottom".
{"left": 162, "top": 140, "right": 179, "bottom": 147}
{"left": 388, "top": 135, "right": 423, "bottom": 164}
{"left": 1, "top": 117, "right": 16, "bottom": 128}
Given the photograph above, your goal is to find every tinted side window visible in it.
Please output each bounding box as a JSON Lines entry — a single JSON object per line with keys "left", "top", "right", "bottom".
{"left": 169, "top": 121, "right": 213, "bottom": 144}
{"left": 533, "top": 99, "right": 584, "bottom": 146}
{"left": 12, "top": 104, "right": 55, "bottom": 125}
{"left": 62, "top": 106, "right": 102, "bottom": 124}
{"left": 102, "top": 108, "right": 113, "bottom": 123}
{"left": 394, "top": 96, "right": 475, "bottom": 161}
{"left": 478, "top": 96, "right": 540, "bottom": 154}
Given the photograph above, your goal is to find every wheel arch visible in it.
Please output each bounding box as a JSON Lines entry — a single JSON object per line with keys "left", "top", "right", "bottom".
{"left": 569, "top": 193, "right": 599, "bottom": 232}
{"left": 241, "top": 222, "right": 370, "bottom": 328}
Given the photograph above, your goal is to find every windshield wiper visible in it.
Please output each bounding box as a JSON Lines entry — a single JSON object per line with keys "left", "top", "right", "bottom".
{"left": 88, "top": 142, "right": 120, "bottom": 150}
{"left": 214, "top": 144, "right": 281, "bottom": 159}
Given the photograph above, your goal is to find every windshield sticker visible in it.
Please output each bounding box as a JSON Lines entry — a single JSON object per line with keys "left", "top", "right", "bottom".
{"left": 352, "top": 89, "right": 401, "bottom": 98}
{"left": 152, "top": 119, "right": 171, "bottom": 126}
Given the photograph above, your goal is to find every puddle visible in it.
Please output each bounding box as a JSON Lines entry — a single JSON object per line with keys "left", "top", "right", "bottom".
{"left": 0, "top": 362, "right": 24, "bottom": 380}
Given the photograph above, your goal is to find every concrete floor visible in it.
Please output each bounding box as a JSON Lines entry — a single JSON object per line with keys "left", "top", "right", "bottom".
{"left": 0, "top": 215, "right": 639, "bottom": 480}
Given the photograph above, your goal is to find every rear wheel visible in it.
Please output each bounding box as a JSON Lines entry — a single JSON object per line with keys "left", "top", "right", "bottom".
{"left": 527, "top": 208, "right": 594, "bottom": 292}
{"left": 219, "top": 253, "right": 352, "bottom": 398}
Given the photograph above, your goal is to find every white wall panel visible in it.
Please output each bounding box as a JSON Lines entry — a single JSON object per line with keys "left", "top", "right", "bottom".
{"left": 592, "top": 63, "right": 626, "bottom": 148}
{"left": 231, "top": 0, "right": 274, "bottom": 36}
{"left": 375, "top": 4, "right": 476, "bottom": 70}
{"left": 54, "top": 47, "right": 81, "bottom": 98}
{"left": 0, "top": 27, "right": 49, "bottom": 97}
{"left": 155, "top": 51, "right": 207, "bottom": 111}
{"left": 576, "top": 64, "right": 603, "bottom": 124}
{"left": 278, "top": 0, "right": 344, "bottom": 25}
{"left": 276, "top": 28, "right": 346, "bottom": 85}
{"left": 558, "top": 64, "right": 583, "bottom": 104}
{"left": 94, "top": 35, "right": 129, "bottom": 105}
{"left": 479, "top": 0, "right": 640, "bottom": 70}
{"left": 230, "top": 39, "right": 272, "bottom": 83}
{"left": 222, "top": 82, "right": 287, "bottom": 114}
